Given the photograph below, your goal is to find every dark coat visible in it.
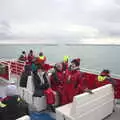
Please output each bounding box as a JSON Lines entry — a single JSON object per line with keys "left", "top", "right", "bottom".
{"left": 0, "top": 95, "right": 29, "bottom": 120}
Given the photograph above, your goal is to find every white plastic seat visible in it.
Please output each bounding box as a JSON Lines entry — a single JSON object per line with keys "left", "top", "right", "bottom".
{"left": 20, "top": 73, "right": 60, "bottom": 111}
{"left": 18, "top": 87, "right": 25, "bottom": 98}
{"left": 23, "top": 89, "right": 33, "bottom": 105}
{"left": 32, "top": 96, "right": 47, "bottom": 111}
{"left": 26, "top": 76, "right": 34, "bottom": 92}
{"left": 56, "top": 84, "right": 114, "bottom": 120}
{"left": 16, "top": 115, "right": 30, "bottom": 120}
{"left": 23, "top": 75, "right": 47, "bottom": 111}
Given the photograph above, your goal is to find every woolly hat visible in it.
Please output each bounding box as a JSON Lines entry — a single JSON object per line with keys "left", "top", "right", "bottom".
{"left": 71, "top": 58, "right": 80, "bottom": 66}
{"left": 39, "top": 52, "right": 43, "bottom": 56}
{"left": 100, "top": 69, "right": 110, "bottom": 76}
{"left": 30, "top": 50, "right": 33, "bottom": 53}
{"left": 63, "top": 56, "right": 69, "bottom": 62}
{"left": 22, "top": 51, "right": 26, "bottom": 54}
{"left": 5, "top": 85, "right": 18, "bottom": 96}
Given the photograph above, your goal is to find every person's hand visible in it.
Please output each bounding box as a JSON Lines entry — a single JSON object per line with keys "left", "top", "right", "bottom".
{"left": 84, "top": 88, "right": 94, "bottom": 94}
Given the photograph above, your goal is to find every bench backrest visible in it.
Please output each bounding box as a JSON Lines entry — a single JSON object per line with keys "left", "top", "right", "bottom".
{"left": 70, "top": 84, "right": 114, "bottom": 120}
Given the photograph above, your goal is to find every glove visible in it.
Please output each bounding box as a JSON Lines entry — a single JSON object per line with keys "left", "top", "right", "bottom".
{"left": 84, "top": 88, "right": 93, "bottom": 94}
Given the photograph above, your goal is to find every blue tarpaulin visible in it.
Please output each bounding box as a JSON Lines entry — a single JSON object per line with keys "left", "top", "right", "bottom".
{"left": 30, "top": 112, "right": 55, "bottom": 120}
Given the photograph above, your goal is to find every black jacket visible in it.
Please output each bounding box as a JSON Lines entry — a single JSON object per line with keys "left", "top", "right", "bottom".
{"left": 0, "top": 95, "right": 29, "bottom": 120}
{"left": 33, "top": 72, "right": 49, "bottom": 97}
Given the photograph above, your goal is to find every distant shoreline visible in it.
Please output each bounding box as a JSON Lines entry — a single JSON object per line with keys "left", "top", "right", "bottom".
{"left": 0, "top": 43, "right": 120, "bottom": 46}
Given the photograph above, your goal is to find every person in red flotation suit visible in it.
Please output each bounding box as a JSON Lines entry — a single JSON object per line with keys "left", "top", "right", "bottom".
{"left": 64, "top": 58, "right": 83, "bottom": 103}
{"left": 36, "top": 52, "right": 53, "bottom": 72}
{"left": 38, "top": 52, "right": 46, "bottom": 64}
{"left": 50, "top": 63, "right": 64, "bottom": 91}
{"left": 18, "top": 51, "right": 27, "bottom": 62}
{"left": 64, "top": 58, "right": 93, "bottom": 104}
{"left": 61, "top": 56, "right": 69, "bottom": 72}
{"left": 50, "top": 63, "right": 67, "bottom": 105}
{"left": 36, "top": 52, "right": 46, "bottom": 65}
{"left": 27, "top": 50, "right": 34, "bottom": 64}
{"left": 96, "top": 69, "right": 116, "bottom": 88}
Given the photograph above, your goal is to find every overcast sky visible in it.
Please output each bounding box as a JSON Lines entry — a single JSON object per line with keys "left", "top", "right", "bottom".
{"left": 0, "top": 0, "right": 120, "bottom": 42}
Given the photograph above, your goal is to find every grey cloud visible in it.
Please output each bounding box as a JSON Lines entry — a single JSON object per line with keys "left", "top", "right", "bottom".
{"left": 0, "top": 21, "right": 13, "bottom": 39}
{"left": 0, "top": 0, "right": 120, "bottom": 40}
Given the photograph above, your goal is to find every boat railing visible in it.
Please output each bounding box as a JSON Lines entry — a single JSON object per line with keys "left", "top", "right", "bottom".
{"left": 0, "top": 59, "right": 11, "bottom": 80}
{"left": 81, "top": 67, "right": 120, "bottom": 79}
{"left": 0, "top": 58, "right": 25, "bottom": 80}
{"left": 10, "top": 60, "right": 25, "bottom": 75}
{"left": 0, "top": 57, "right": 119, "bottom": 80}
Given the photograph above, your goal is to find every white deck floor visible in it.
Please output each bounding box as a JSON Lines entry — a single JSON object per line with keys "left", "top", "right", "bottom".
{"left": 104, "top": 105, "right": 120, "bottom": 120}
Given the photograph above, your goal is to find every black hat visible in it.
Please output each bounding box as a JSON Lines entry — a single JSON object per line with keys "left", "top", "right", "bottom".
{"left": 30, "top": 50, "right": 33, "bottom": 53}
{"left": 71, "top": 58, "right": 80, "bottom": 66}
{"left": 22, "top": 51, "right": 25, "bottom": 54}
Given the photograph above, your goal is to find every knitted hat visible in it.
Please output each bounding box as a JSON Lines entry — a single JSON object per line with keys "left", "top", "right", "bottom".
{"left": 39, "top": 52, "right": 43, "bottom": 56}
{"left": 22, "top": 51, "right": 26, "bottom": 54}
{"left": 100, "top": 69, "right": 110, "bottom": 76}
{"left": 63, "top": 56, "right": 69, "bottom": 62}
{"left": 71, "top": 58, "right": 80, "bottom": 66}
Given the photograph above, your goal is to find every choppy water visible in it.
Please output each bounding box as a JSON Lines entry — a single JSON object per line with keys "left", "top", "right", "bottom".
{"left": 0, "top": 44, "right": 120, "bottom": 76}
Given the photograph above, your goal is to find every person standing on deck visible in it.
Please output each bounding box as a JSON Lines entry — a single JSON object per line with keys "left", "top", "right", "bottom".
{"left": 50, "top": 63, "right": 64, "bottom": 91}
{"left": 96, "top": 69, "right": 116, "bottom": 88}
{"left": 61, "top": 55, "right": 69, "bottom": 72}
{"left": 18, "top": 51, "right": 27, "bottom": 62}
{"left": 36, "top": 52, "right": 53, "bottom": 72}
{"left": 64, "top": 58, "right": 93, "bottom": 104}
{"left": 32, "top": 66, "right": 49, "bottom": 97}
{"left": 64, "top": 58, "right": 83, "bottom": 103}
{"left": 50, "top": 63, "right": 67, "bottom": 105}
{"left": 38, "top": 52, "right": 46, "bottom": 64}
{"left": 27, "top": 50, "right": 35, "bottom": 64}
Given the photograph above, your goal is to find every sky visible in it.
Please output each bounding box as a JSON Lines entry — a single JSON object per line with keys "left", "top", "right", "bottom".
{"left": 0, "top": 0, "right": 120, "bottom": 43}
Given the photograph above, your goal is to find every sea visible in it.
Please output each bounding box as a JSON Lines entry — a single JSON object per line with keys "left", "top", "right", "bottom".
{"left": 0, "top": 44, "right": 120, "bottom": 77}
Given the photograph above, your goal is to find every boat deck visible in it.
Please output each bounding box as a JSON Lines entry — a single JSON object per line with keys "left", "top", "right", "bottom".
{"left": 0, "top": 78, "right": 120, "bottom": 120}
{"left": 104, "top": 105, "right": 120, "bottom": 120}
